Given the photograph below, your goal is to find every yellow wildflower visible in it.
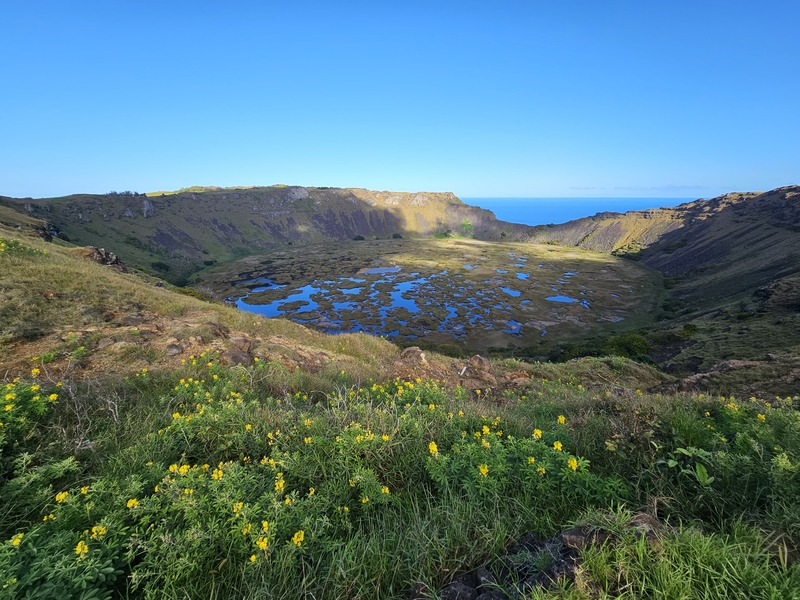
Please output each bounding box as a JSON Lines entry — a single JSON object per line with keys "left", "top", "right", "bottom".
{"left": 527, "top": 456, "right": 536, "bottom": 465}
{"left": 262, "top": 521, "right": 269, "bottom": 533}
{"left": 212, "top": 468, "right": 223, "bottom": 480}
{"left": 80, "top": 486, "right": 89, "bottom": 495}
{"left": 757, "top": 414, "right": 766, "bottom": 421}
{"left": 256, "top": 536, "right": 268, "bottom": 550}
{"left": 90, "top": 525, "right": 107, "bottom": 540}
{"left": 428, "top": 441, "right": 439, "bottom": 456}
{"left": 31, "top": 368, "right": 40, "bottom": 377}
{"left": 557, "top": 415, "right": 566, "bottom": 425}
{"left": 553, "top": 441, "right": 563, "bottom": 452}
{"left": 478, "top": 464, "right": 489, "bottom": 477}
{"left": 381, "top": 486, "right": 389, "bottom": 494}
{"left": 304, "top": 436, "right": 312, "bottom": 444}
{"left": 4, "top": 404, "right": 14, "bottom": 412}
{"left": 567, "top": 457, "right": 578, "bottom": 471}
{"left": 532, "top": 429, "right": 542, "bottom": 439}
{"left": 245, "top": 423, "right": 252, "bottom": 431}
{"left": 242, "top": 523, "right": 252, "bottom": 535}
{"left": 275, "top": 473, "right": 285, "bottom": 493}
{"left": 10, "top": 533, "right": 23, "bottom": 546}
{"left": 55, "top": 491, "right": 69, "bottom": 503}
{"left": 126, "top": 498, "right": 139, "bottom": 509}
{"left": 75, "top": 540, "right": 89, "bottom": 559}
{"left": 537, "top": 466, "right": 546, "bottom": 476}
{"left": 381, "top": 434, "right": 389, "bottom": 442}
{"left": 250, "top": 554, "right": 257, "bottom": 562}
{"left": 292, "top": 530, "right": 305, "bottom": 547}
{"left": 361, "top": 496, "right": 369, "bottom": 504}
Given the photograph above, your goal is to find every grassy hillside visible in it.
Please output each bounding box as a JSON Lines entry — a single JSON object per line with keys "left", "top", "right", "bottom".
{"left": 2, "top": 183, "right": 798, "bottom": 393}
{"left": 0, "top": 187, "right": 535, "bottom": 285}
{"left": 1, "top": 217, "right": 799, "bottom": 599}
{"left": 536, "top": 186, "right": 800, "bottom": 306}
{"left": 532, "top": 187, "right": 800, "bottom": 392}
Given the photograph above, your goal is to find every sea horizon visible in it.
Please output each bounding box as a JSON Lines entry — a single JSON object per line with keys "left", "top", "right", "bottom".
{"left": 462, "top": 196, "right": 696, "bottom": 226}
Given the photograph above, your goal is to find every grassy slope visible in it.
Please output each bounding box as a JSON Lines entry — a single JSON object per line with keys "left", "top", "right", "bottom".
{"left": 530, "top": 187, "right": 800, "bottom": 392}
{"left": 1, "top": 219, "right": 799, "bottom": 599}
{"left": 0, "top": 187, "right": 535, "bottom": 285}
{"left": 2, "top": 183, "right": 798, "bottom": 394}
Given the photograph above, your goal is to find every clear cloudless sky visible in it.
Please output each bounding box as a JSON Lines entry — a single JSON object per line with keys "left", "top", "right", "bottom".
{"left": 1, "top": 0, "right": 798, "bottom": 198}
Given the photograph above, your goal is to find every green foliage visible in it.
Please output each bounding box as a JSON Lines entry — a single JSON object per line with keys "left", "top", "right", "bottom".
{"left": 0, "top": 239, "right": 47, "bottom": 257}
{"left": 576, "top": 519, "right": 800, "bottom": 599}
{"left": 1, "top": 359, "right": 798, "bottom": 598}
{"left": 150, "top": 261, "right": 170, "bottom": 272}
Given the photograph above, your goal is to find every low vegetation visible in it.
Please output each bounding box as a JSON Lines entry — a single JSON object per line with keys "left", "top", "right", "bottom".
{"left": 1, "top": 354, "right": 798, "bottom": 598}
{"left": 1, "top": 188, "right": 799, "bottom": 598}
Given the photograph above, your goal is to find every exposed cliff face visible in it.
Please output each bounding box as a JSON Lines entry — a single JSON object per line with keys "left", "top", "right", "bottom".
{"left": 0, "top": 186, "right": 535, "bottom": 284}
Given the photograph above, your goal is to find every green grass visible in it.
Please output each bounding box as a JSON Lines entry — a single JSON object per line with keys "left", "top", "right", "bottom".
{"left": 1, "top": 202, "right": 799, "bottom": 598}
{"left": 1, "top": 355, "right": 797, "bottom": 599}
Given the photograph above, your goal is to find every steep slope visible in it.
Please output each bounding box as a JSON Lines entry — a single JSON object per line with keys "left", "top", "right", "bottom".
{"left": 536, "top": 186, "right": 800, "bottom": 304}
{"left": 532, "top": 186, "right": 800, "bottom": 391}
{"left": 0, "top": 186, "right": 535, "bottom": 284}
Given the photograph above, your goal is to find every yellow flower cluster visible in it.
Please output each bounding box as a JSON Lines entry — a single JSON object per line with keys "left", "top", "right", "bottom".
{"left": 292, "top": 530, "right": 305, "bottom": 547}
{"left": 90, "top": 525, "right": 107, "bottom": 539}
{"left": 428, "top": 441, "right": 439, "bottom": 456}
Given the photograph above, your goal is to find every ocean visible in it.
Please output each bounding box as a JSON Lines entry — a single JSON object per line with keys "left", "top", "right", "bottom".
{"left": 461, "top": 197, "right": 696, "bottom": 226}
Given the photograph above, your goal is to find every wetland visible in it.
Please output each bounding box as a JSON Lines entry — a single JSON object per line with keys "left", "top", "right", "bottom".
{"left": 198, "top": 238, "right": 662, "bottom": 353}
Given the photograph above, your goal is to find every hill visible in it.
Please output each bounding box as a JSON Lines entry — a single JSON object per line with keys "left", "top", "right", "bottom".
{"left": 0, "top": 186, "right": 535, "bottom": 285}
{"left": 536, "top": 186, "right": 800, "bottom": 305}
{"left": 2, "top": 195, "right": 800, "bottom": 598}
{"left": 528, "top": 187, "right": 800, "bottom": 393}
{"left": 2, "top": 184, "right": 799, "bottom": 395}
{"left": 1, "top": 221, "right": 798, "bottom": 599}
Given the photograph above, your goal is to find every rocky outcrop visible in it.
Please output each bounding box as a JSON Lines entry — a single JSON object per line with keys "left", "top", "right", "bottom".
{"left": 76, "top": 246, "right": 127, "bottom": 272}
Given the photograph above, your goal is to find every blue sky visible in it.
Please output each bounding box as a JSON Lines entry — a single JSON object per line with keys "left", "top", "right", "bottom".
{"left": 1, "top": 0, "right": 798, "bottom": 198}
